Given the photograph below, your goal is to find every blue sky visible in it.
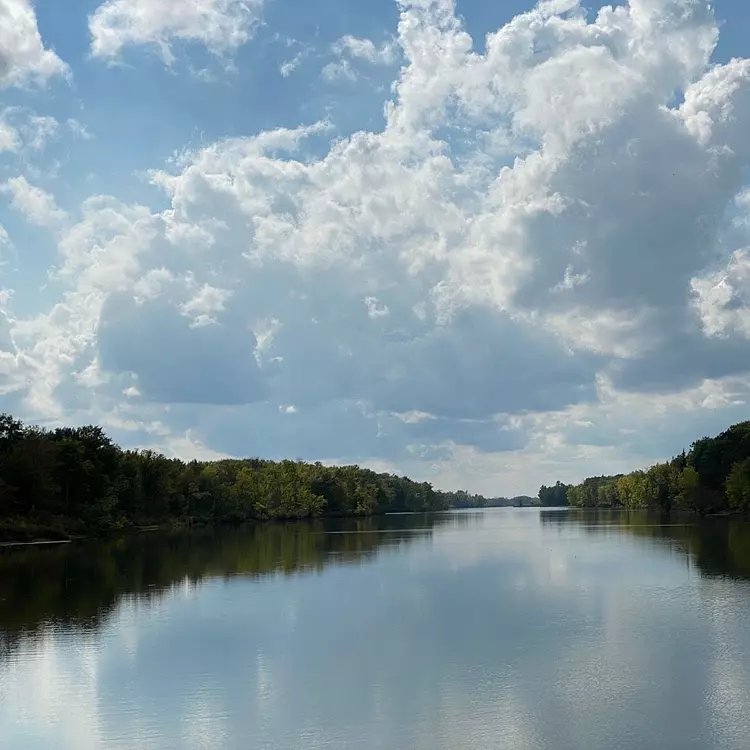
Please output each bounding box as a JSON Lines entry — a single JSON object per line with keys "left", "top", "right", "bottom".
{"left": 3, "top": 0, "right": 750, "bottom": 495}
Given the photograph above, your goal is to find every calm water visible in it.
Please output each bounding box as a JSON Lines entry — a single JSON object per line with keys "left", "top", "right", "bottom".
{"left": 2, "top": 509, "right": 750, "bottom": 750}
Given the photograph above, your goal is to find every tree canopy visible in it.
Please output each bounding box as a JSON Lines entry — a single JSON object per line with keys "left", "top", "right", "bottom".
{"left": 538, "top": 421, "right": 750, "bottom": 514}
{"left": 0, "top": 414, "right": 495, "bottom": 540}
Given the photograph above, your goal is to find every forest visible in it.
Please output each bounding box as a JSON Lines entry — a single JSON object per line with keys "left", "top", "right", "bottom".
{"left": 539, "top": 421, "right": 750, "bottom": 514}
{"left": 0, "top": 413, "right": 492, "bottom": 541}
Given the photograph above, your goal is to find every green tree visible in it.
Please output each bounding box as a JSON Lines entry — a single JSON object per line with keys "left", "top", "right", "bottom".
{"left": 675, "top": 466, "right": 701, "bottom": 511}
{"left": 726, "top": 458, "right": 750, "bottom": 512}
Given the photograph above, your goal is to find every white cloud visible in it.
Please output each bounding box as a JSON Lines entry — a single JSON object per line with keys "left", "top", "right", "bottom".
{"left": 133, "top": 267, "right": 175, "bottom": 303}
{"left": 321, "top": 59, "right": 358, "bottom": 83}
{"left": 1, "top": 176, "right": 66, "bottom": 228}
{"left": 428, "top": 374, "right": 750, "bottom": 495}
{"left": 0, "top": 224, "right": 11, "bottom": 249}
{"left": 10, "top": 0, "right": 750, "bottom": 492}
{"left": 253, "top": 317, "right": 281, "bottom": 366}
{"left": 0, "top": 0, "right": 69, "bottom": 88}
{"left": 67, "top": 119, "right": 93, "bottom": 140}
{"left": 691, "top": 249, "right": 750, "bottom": 339}
{"left": 0, "top": 110, "right": 83, "bottom": 155}
{"left": 364, "top": 296, "right": 390, "bottom": 319}
{"left": 0, "top": 119, "right": 19, "bottom": 152}
{"left": 333, "top": 35, "right": 399, "bottom": 65}
{"left": 9, "top": 198, "right": 159, "bottom": 418}
{"left": 180, "top": 282, "right": 233, "bottom": 327}
{"left": 154, "top": 429, "right": 230, "bottom": 461}
{"left": 23, "top": 115, "right": 59, "bottom": 150}
{"left": 76, "top": 356, "right": 109, "bottom": 388}
{"left": 56, "top": 197, "right": 157, "bottom": 288}
{"left": 323, "top": 31, "right": 401, "bottom": 84}
{"left": 279, "top": 51, "right": 304, "bottom": 77}
{"left": 89, "top": 0, "right": 265, "bottom": 63}
{"left": 393, "top": 410, "right": 436, "bottom": 424}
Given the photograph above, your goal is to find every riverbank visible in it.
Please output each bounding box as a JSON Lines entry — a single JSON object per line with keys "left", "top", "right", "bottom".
{"left": 0, "top": 517, "right": 197, "bottom": 545}
{"left": 0, "top": 519, "right": 74, "bottom": 544}
{"left": 0, "top": 538, "right": 71, "bottom": 548}
{"left": 0, "top": 510, "right": 448, "bottom": 546}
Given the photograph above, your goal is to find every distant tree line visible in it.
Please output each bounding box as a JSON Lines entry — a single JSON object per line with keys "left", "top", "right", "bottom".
{"left": 0, "top": 414, "right": 496, "bottom": 540}
{"left": 447, "top": 491, "right": 537, "bottom": 508}
{"left": 538, "top": 421, "right": 750, "bottom": 514}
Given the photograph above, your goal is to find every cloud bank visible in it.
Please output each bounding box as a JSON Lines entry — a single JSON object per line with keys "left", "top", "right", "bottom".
{"left": 5, "top": 0, "right": 750, "bottom": 493}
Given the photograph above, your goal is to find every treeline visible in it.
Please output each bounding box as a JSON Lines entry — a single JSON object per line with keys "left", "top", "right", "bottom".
{"left": 0, "top": 414, "right": 492, "bottom": 540}
{"left": 448, "top": 491, "right": 537, "bottom": 508}
{"left": 539, "top": 421, "right": 750, "bottom": 514}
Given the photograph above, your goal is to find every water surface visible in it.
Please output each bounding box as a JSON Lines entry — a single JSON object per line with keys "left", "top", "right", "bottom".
{"left": 2, "top": 509, "right": 750, "bottom": 749}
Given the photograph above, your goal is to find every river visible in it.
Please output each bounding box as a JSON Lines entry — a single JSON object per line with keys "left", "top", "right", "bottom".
{"left": 1, "top": 509, "right": 750, "bottom": 749}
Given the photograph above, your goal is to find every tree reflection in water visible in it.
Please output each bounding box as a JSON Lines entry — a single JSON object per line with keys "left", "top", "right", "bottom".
{"left": 540, "top": 509, "right": 750, "bottom": 581}
{"left": 0, "top": 513, "right": 470, "bottom": 659}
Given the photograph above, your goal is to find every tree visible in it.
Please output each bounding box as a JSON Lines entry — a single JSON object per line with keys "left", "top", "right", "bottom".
{"left": 726, "top": 459, "right": 750, "bottom": 512}
{"left": 539, "top": 482, "right": 571, "bottom": 507}
{"left": 673, "top": 466, "right": 700, "bottom": 511}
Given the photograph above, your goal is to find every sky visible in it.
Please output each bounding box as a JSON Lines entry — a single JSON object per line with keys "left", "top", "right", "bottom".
{"left": 3, "top": 0, "right": 750, "bottom": 496}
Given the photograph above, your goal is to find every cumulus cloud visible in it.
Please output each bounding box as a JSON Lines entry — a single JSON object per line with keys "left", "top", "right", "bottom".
{"left": 98, "top": 292, "right": 266, "bottom": 405}
{"left": 89, "top": 0, "right": 265, "bottom": 63}
{"left": 10, "top": 0, "right": 750, "bottom": 491}
{"left": 1, "top": 176, "right": 66, "bottom": 228}
{"left": 180, "top": 282, "right": 233, "bottom": 327}
{"left": 0, "top": 0, "right": 69, "bottom": 87}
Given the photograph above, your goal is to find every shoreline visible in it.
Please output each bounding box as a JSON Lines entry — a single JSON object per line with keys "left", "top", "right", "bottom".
{"left": 0, "top": 514, "right": 400, "bottom": 546}
{"left": 0, "top": 539, "right": 72, "bottom": 548}
{"left": 0, "top": 520, "right": 195, "bottom": 547}
{"left": 3, "top": 506, "right": 746, "bottom": 547}
{"left": 0, "top": 509, "right": 469, "bottom": 546}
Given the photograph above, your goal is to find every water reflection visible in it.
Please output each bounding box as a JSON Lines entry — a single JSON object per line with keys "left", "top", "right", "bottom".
{"left": 0, "top": 513, "right": 466, "bottom": 654}
{"left": 3, "top": 509, "right": 750, "bottom": 750}
{"left": 539, "top": 509, "right": 750, "bottom": 580}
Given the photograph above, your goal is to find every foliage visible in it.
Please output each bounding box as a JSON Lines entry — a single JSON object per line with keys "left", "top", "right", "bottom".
{"left": 726, "top": 458, "right": 750, "bottom": 512}
{"left": 538, "top": 421, "right": 750, "bottom": 514}
{"left": 0, "top": 414, "right": 495, "bottom": 539}
{"left": 538, "top": 482, "right": 572, "bottom": 507}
